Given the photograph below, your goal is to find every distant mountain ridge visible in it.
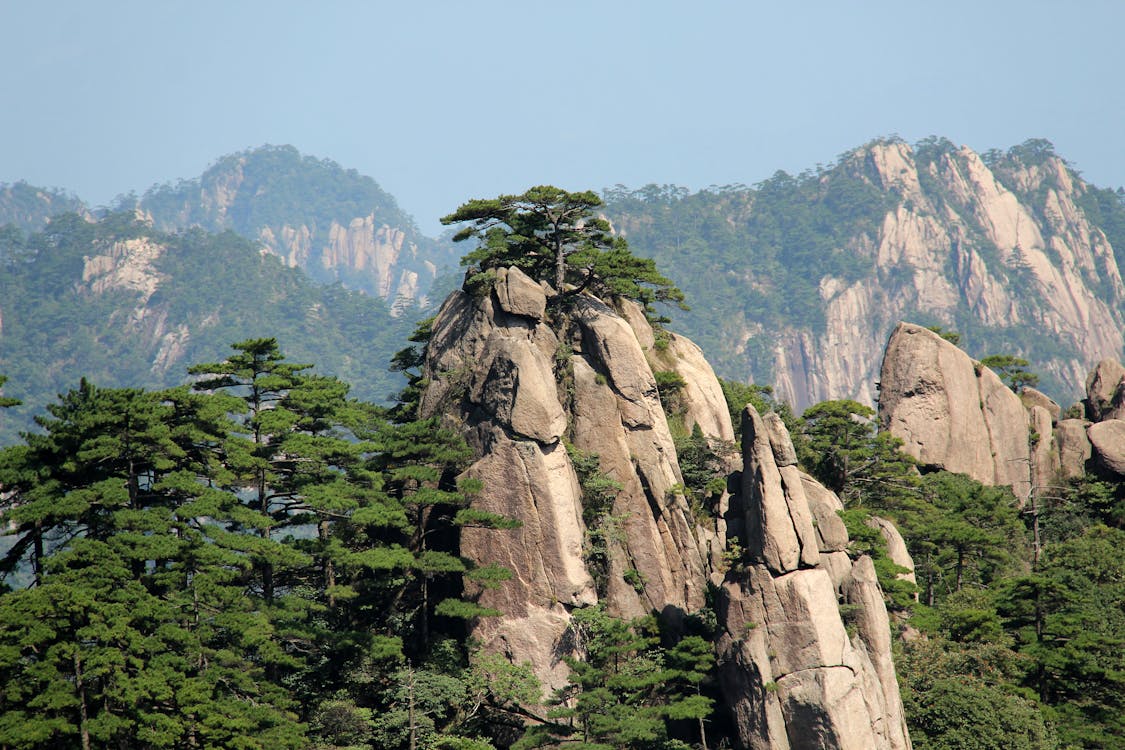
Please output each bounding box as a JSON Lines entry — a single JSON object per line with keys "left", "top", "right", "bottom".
{"left": 4, "top": 137, "right": 1125, "bottom": 412}
{"left": 136, "top": 145, "right": 459, "bottom": 307}
{"left": 0, "top": 182, "right": 89, "bottom": 232}
{"left": 604, "top": 138, "right": 1125, "bottom": 408}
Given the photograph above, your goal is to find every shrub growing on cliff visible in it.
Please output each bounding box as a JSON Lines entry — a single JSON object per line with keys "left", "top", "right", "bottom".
{"left": 981, "top": 354, "right": 1039, "bottom": 393}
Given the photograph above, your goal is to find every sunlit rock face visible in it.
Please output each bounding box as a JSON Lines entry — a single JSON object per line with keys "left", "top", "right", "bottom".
{"left": 419, "top": 268, "right": 725, "bottom": 692}
{"left": 878, "top": 322, "right": 1031, "bottom": 502}
{"left": 716, "top": 404, "right": 912, "bottom": 750}
{"left": 421, "top": 268, "right": 914, "bottom": 748}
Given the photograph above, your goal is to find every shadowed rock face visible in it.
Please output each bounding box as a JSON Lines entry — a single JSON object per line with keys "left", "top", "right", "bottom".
{"left": 717, "top": 405, "right": 912, "bottom": 750}
{"left": 421, "top": 268, "right": 914, "bottom": 747}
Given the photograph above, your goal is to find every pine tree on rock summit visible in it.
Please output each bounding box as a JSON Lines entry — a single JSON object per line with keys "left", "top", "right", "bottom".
{"left": 441, "top": 186, "right": 686, "bottom": 315}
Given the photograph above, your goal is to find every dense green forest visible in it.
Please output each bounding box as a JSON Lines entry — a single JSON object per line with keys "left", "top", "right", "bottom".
{"left": 0, "top": 341, "right": 721, "bottom": 750}
{"left": 0, "top": 213, "right": 418, "bottom": 444}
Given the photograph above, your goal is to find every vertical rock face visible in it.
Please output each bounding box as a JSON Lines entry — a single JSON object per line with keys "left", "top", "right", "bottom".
{"left": 771, "top": 142, "right": 1125, "bottom": 410}
{"left": 717, "top": 405, "right": 912, "bottom": 750}
{"left": 421, "top": 270, "right": 913, "bottom": 747}
{"left": 419, "top": 268, "right": 719, "bottom": 691}
{"left": 878, "top": 322, "right": 1031, "bottom": 501}
{"left": 880, "top": 324, "right": 1125, "bottom": 499}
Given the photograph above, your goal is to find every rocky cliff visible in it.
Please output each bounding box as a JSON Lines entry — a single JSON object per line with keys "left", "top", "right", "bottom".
{"left": 879, "top": 320, "right": 1125, "bottom": 501}
{"left": 717, "top": 405, "right": 911, "bottom": 750}
{"left": 420, "top": 267, "right": 912, "bottom": 748}
{"left": 606, "top": 139, "right": 1125, "bottom": 411}
{"left": 138, "top": 145, "right": 455, "bottom": 307}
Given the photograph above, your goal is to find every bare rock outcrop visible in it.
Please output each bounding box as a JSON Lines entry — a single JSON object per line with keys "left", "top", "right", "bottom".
{"left": 879, "top": 322, "right": 1031, "bottom": 501}
{"left": 421, "top": 270, "right": 913, "bottom": 746}
{"left": 624, "top": 141, "right": 1125, "bottom": 413}
{"left": 1055, "top": 418, "right": 1093, "bottom": 479}
{"left": 1087, "top": 420, "right": 1125, "bottom": 477}
{"left": 1021, "top": 387, "right": 1061, "bottom": 422}
{"left": 718, "top": 404, "right": 912, "bottom": 750}
{"left": 420, "top": 268, "right": 719, "bottom": 692}
{"left": 1085, "top": 359, "right": 1125, "bottom": 421}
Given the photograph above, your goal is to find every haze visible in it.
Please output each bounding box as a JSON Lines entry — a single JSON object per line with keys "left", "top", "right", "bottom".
{"left": 2, "top": 0, "right": 1122, "bottom": 234}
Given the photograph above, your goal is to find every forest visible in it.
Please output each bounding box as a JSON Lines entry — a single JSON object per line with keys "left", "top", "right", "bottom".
{"left": 0, "top": 333, "right": 1121, "bottom": 749}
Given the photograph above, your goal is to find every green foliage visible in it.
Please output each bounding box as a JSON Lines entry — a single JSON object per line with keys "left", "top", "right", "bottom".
{"left": 653, "top": 369, "right": 687, "bottom": 416}
{"left": 998, "top": 525, "right": 1125, "bottom": 747}
{"left": 673, "top": 424, "right": 734, "bottom": 525}
{"left": 981, "top": 354, "right": 1040, "bottom": 393}
{"left": 717, "top": 378, "right": 800, "bottom": 441}
{"left": 0, "top": 343, "right": 521, "bottom": 750}
{"left": 522, "top": 606, "right": 715, "bottom": 750}
{"left": 442, "top": 186, "right": 686, "bottom": 317}
{"left": 0, "top": 213, "right": 415, "bottom": 444}
{"left": 799, "top": 400, "right": 918, "bottom": 510}
{"left": 566, "top": 445, "right": 623, "bottom": 598}
{"left": 926, "top": 325, "right": 962, "bottom": 346}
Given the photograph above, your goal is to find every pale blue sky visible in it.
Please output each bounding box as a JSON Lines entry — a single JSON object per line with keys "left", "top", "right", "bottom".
{"left": 2, "top": 1, "right": 1122, "bottom": 234}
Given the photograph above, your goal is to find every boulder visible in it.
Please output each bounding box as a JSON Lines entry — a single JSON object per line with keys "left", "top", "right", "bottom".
{"left": 1085, "top": 358, "right": 1125, "bottom": 421}
{"left": 1087, "top": 419, "right": 1125, "bottom": 476}
{"left": 1055, "top": 418, "right": 1093, "bottom": 479}
{"left": 493, "top": 266, "right": 547, "bottom": 320}
{"left": 879, "top": 322, "right": 1030, "bottom": 501}
{"left": 1020, "top": 387, "right": 1061, "bottom": 422}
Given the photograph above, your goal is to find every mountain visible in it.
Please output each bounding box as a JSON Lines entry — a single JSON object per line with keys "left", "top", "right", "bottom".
{"left": 0, "top": 211, "right": 413, "bottom": 443}
{"left": 136, "top": 145, "right": 459, "bottom": 307}
{"left": 0, "top": 181, "right": 89, "bottom": 232}
{"left": 419, "top": 266, "right": 912, "bottom": 748}
{"left": 604, "top": 138, "right": 1125, "bottom": 411}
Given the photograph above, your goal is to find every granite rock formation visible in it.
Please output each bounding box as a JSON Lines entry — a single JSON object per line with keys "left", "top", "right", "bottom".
{"left": 880, "top": 321, "right": 1125, "bottom": 499}
{"left": 420, "top": 268, "right": 913, "bottom": 747}
{"left": 878, "top": 322, "right": 1031, "bottom": 501}
{"left": 717, "top": 404, "right": 912, "bottom": 750}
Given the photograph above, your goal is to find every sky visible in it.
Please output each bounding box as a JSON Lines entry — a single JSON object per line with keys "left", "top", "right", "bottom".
{"left": 2, "top": 1, "right": 1123, "bottom": 235}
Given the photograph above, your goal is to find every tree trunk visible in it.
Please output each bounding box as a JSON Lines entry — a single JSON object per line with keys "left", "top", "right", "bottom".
{"left": 75, "top": 652, "right": 91, "bottom": 750}
{"left": 320, "top": 519, "right": 336, "bottom": 608}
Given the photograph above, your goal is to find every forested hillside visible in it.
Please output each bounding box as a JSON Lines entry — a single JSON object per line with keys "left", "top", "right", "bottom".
{"left": 0, "top": 182, "right": 88, "bottom": 232}
{"left": 0, "top": 212, "right": 414, "bottom": 443}
{"left": 605, "top": 138, "right": 1125, "bottom": 409}
{"left": 137, "top": 145, "right": 459, "bottom": 305}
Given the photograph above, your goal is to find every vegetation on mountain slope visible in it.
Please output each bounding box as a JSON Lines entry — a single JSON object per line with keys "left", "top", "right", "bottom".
{"left": 604, "top": 138, "right": 1125, "bottom": 405}
{"left": 0, "top": 213, "right": 414, "bottom": 444}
